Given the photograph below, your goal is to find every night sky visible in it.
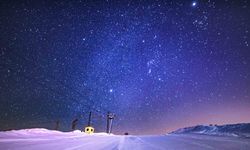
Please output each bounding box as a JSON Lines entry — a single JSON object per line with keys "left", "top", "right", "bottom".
{"left": 0, "top": 0, "right": 250, "bottom": 135}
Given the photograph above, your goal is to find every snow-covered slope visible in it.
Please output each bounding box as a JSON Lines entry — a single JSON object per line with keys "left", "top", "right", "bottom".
{"left": 0, "top": 127, "right": 250, "bottom": 150}
{"left": 172, "top": 123, "right": 250, "bottom": 138}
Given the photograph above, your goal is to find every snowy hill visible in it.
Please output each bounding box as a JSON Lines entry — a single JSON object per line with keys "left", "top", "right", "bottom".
{"left": 0, "top": 127, "right": 250, "bottom": 150}
{"left": 172, "top": 123, "right": 250, "bottom": 138}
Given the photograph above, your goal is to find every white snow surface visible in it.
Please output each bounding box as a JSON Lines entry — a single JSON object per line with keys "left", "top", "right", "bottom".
{"left": 172, "top": 123, "right": 250, "bottom": 138}
{"left": 0, "top": 128, "right": 250, "bottom": 150}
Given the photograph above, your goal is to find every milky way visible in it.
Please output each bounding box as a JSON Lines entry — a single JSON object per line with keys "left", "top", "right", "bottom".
{"left": 0, "top": 0, "right": 250, "bottom": 134}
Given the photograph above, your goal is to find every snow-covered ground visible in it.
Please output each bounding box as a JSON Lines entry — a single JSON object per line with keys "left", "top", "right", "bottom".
{"left": 172, "top": 123, "right": 250, "bottom": 138}
{"left": 0, "top": 128, "right": 250, "bottom": 150}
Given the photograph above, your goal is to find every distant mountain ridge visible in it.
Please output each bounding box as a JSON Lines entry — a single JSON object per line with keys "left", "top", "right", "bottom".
{"left": 171, "top": 123, "right": 250, "bottom": 138}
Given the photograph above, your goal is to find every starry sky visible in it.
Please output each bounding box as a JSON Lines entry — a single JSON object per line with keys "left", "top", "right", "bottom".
{"left": 0, "top": 0, "right": 250, "bottom": 135}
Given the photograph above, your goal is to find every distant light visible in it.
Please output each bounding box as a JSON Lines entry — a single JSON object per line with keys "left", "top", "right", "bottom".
{"left": 192, "top": 2, "right": 197, "bottom": 7}
{"left": 109, "top": 89, "right": 113, "bottom": 93}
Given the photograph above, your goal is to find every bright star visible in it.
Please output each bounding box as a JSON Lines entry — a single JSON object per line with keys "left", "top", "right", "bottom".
{"left": 148, "top": 68, "right": 152, "bottom": 74}
{"left": 192, "top": 2, "right": 197, "bottom": 7}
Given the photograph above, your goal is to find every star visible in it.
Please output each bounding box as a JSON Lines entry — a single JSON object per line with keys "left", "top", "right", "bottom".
{"left": 0, "top": 0, "right": 249, "bottom": 135}
{"left": 148, "top": 68, "right": 152, "bottom": 74}
{"left": 192, "top": 2, "right": 197, "bottom": 7}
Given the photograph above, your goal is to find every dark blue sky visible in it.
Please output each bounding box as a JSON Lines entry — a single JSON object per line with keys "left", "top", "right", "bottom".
{"left": 0, "top": 0, "right": 250, "bottom": 134}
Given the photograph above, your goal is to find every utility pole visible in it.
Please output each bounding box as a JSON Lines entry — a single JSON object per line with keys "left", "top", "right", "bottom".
{"left": 55, "top": 120, "right": 60, "bottom": 130}
{"left": 88, "top": 111, "right": 92, "bottom": 126}
{"left": 71, "top": 118, "right": 78, "bottom": 130}
{"left": 84, "top": 111, "right": 94, "bottom": 134}
{"left": 106, "top": 112, "right": 115, "bottom": 134}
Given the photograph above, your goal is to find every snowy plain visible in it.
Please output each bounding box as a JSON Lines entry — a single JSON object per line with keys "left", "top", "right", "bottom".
{"left": 0, "top": 128, "right": 250, "bottom": 150}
